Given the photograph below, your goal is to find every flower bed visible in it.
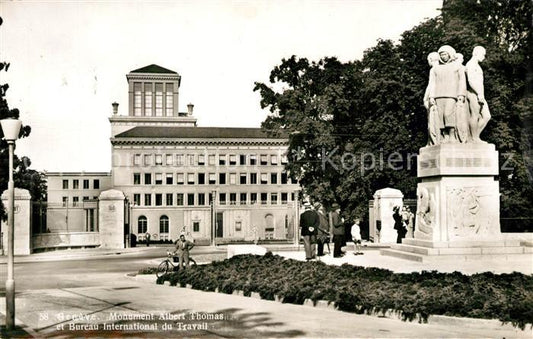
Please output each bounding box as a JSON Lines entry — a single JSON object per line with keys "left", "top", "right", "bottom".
{"left": 156, "top": 253, "right": 533, "bottom": 329}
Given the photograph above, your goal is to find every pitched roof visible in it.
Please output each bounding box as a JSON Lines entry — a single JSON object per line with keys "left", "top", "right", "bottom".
{"left": 115, "top": 126, "right": 287, "bottom": 139}
{"left": 130, "top": 64, "right": 177, "bottom": 74}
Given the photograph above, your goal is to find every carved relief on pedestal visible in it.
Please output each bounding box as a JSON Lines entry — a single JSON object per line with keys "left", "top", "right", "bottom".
{"left": 414, "top": 187, "right": 436, "bottom": 240}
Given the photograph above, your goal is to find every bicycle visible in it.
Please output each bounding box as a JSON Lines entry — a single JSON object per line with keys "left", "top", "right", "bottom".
{"left": 156, "top": 251, "right": 197, "bottom": 277}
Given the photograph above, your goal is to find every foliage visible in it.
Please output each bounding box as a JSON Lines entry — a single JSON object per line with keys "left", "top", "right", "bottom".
{"left": 157, "top": 254, "right": 533, "bottom": 329}
{"left": 137, "top": 267, "right": 159, "bottom": 275}
{"left": 254, "top": 0, "right": 532, "bottom": 222}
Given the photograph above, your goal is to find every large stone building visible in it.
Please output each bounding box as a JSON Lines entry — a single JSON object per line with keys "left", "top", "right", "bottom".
{"left": 43, "top": 64, "right": 300, "bottom": 249}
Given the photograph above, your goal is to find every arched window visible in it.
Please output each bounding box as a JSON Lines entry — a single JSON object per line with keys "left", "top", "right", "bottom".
{"left": 159, "top": 215, "right": 169, "bottom": 234}
{"left": 138, "top": 216, "right": 147, "bottom": 234}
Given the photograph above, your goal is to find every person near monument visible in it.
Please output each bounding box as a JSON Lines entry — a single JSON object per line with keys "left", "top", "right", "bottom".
{"left": 393, "top": 206, "right": 406, "bottom": 243}
{"left": 351, "top": 218, "right": 363, "bottom": 255}
{"left": 174, "top": 232, "right": 195, "bottom": 269}
{"left": 331, "top": 203, "right": 345, "bottom": 258}
{"left": 427, "top": 45, "right": 466, "bottom": 143}
{"left": 315, "top": 202, "right": 330, "bottom": 257}
{"left": 423, "top": 51, "right": 441, "bottom": 145}
{"left": 300, "top": 202, "right": 319, "bottom": 260}
{"left": 466, "top": 46, "right": 491, "bottom": 142}
{"left": 401, "top": 206, "right": 415, "bottom": 238}
{"left": 145, "top": 232, "right": 151, "bottom": 247}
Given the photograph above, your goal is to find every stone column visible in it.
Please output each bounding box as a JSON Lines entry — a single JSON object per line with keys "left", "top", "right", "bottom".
{"left": 371, "top": 188, "right": 404, "bottom": 243}
{"left": 1, "top": 188, "right": 32, "bottom": 255}
{"left": 98, "top": 189, "right": 125, "bottom": 249}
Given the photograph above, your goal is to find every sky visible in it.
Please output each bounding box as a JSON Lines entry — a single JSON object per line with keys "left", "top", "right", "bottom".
{"left": 0, "top": 0, "right": 442, "bottom": 172}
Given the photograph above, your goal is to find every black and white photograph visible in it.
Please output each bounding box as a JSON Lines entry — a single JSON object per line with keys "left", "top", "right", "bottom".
{"left": 0, "top": 0, "right": 532, "bottom": 337}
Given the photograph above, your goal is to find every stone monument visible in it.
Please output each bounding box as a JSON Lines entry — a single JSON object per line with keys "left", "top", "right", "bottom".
{"left": 370, "top": 188, "right": 404, "bottom": 243}
{"left": 98, "top": 189, "right": 125, "bottom": 249}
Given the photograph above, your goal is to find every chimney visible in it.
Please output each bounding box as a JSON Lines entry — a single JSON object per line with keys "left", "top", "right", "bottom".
{"left": 187, "top": 103, "right": 194, "bottom": 116}
{"left": 112, "top": 102, "right": 119, "bottom": 115}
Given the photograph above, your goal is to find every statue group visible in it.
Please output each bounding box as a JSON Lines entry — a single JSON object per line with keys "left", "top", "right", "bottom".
{"left": 424, "top": 45, "right": 491, "bottom": 145}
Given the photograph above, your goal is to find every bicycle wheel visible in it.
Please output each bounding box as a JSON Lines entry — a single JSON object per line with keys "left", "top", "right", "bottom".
{"left": 156, "top": 261, "right": 170, "bottom": 278}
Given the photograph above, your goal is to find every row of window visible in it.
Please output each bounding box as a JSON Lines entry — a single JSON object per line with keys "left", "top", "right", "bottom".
{"left": 62, "top": 179, "right": 100, "bottom": 190}
{"left": 133, "top": 82, "right": 174, "bottom": 117}
{"left": 62, "top": 196, "right": 99, "bottom": 207}
{"left": 132, "top": 192, "right": 294, "bottom": 207}
{"left": 133, "top": 172, "right": 293, "bottom": 186}
{"left": 133, "top": 153, "right": 288, "bottom": 167}
{"left": 137, "top": 215, "right": 200, "bottom": 235}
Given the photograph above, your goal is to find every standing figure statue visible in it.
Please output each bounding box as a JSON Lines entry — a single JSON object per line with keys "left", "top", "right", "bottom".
{"left": 465, "top": 46, "right": 491, "bottom": 143}
{"left": 427, "top": 45, "right": 466, "bottom": 143}
{"left": 423, "top": 52, "right": 441, "bottom": 146}
{"left": 454, "top": 53, "right": 470, "bottom": 143}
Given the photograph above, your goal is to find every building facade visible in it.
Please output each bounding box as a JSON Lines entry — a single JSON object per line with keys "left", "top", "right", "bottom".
{"left": 43, "top": 64, "right": 299, "bottom": 248}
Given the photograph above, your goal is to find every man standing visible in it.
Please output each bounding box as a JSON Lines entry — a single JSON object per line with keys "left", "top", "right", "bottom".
{"left": 331, "top": 203, "right": 345, "bottom": 258}
{"left": 315, "top": 203, "right": 330, "bottom": 257}
{"left": 300, "top": 202, "right": 319, "bottom": 260}
{"left": 174, "top": 232, "right": 194, "bottom": 269}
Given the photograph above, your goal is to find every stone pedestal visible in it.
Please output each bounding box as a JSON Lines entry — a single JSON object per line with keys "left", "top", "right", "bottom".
{"left": 370, "top": 188, "right": 404, "bottom": 243}
{"left": 98, "top": 189, "right": 125, "bottom": 249}
{"left": 1, "top": 188, "right": 32, "bottom": 255}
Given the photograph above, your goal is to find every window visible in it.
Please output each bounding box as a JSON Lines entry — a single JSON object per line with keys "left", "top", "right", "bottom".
{"left": 229, "top": 154, "right": 237, "bottom": 165}
{"left": 134, "top": 154, "right": 141, "bottom": 166}
{"left": 155, "top": 194, "right": 163, "bottom": 206}
{"left": 144, "top": 154, "right": 152, "bottom": 166}
{"left": 176, "top": 154, "right": 184, "bottom": 166}
{"left": 240, "top": 173, "right": 247, "bottom": 185}
{"left": 155, "top": 173, "right": 163, "bottom": 185}
{"left": 160, "top": 215, "right": 169, "bottom": 233}
{"left": 291, "top": 192, "right": 295, "bottom": 201}
{"left": 166, "top": 173, "right": 173, "bottom": 185}
{"left": 208, "top": 155, "right": 215, "bottom": 165}
{"left": 73, "top": 180, "right": 79, "bottom": 189}
{"left": 281, "top": 172, "right": 288, "bottom": 184}
{"left": 219, "top": 173, "right": 226, "bottom": 185}
{"left": 134, "top": 82, "right": 142, "bottom": 116}
{"left": 138, "top": 216, "right": 147, "bottom": 234}
{"left": 219, "top": 154, "right": 226, "bottom": 165}
{"left": 209, "top": 173, "right": 216, "bottom": 184}
{"left": 72, "top": 196, "right": 79, "bottom": 207}
{"left": 193, "top": 221, "right": 200, "bottom": 233}
{"left": 260, "top": 173, "right": 268, "bottom": 184}
{"left": 134, "top": 194, "right": 141, "bottom": 206}
{"left": 229, "top": 173, "right": 236, "bottom": 185}
{"left": 83, "top": 179, "right": 89, "bottom": 189}
{"left": 187, "top": 154, "right": 195, "bottom": 166}
{"left": 62, "top": 196, "right": 68, "bottom": 207}
{"left": 166, "top": 193, "right": 173, "bottom": 206}
{"left": 176, "top": 173, "right": 184, "bottom": 185}
{"left": 155, "top": 83, "right": 163, "bottom": 116}
{"left": 281, "top": 155, "right": 288, "bottom": 164}
{"left": 235, "top": 221, "right": 242, "bottom": 232}
{"left": 83, "top": 196, "right": 89, "bottom": 201}
{"left": 133, "top": 173, "right": 141, "bottom": 185}
{"left": 155, "top": 154, "right": 163, "bottom": 165}
{"left": 230, "top": 193, "right": 237, "bottom": 205}
{"left": 187, "top": 173, "right": 195, "bottom": 185}
{"left": 250, "top": 155, "right": 257, "bottom": 165}
{"left": 144, "top": 83, "right": 153, "bottom": 116}
{"left": 165, "top": 83, "right": 173, "bottom": 116}
{"left": 62, "top": 180, "right": 69, "bottom": 189}
{"left": 219, "top": 193, "right": 226, "bottom": 205}
{"left": 261, "top": 193, "right": 268, "bottom": 205}
{"left": 93, "top": 180, "right": 100, "bottom": 189}
{"left": 187, "top": 193, "right": 195, "bottom": 206}
{"left": 144, "top": 194, "right": 152, "bottom": 206}
{"left": 198, "top": 193, "right": 206, "bottom": 205}
{"left": 260, "top": 154, "right": 268, "bottom": 165}
{"left": 239, "top": 154, "right": 246, "bottom": 165}
{"left": 198, "top": 154, "right": 205, "bottom": 165}
{"left": 281, "top": 193, "right": 288, "bottom": 204}
{"left": 271, "top": 155, "right": 278, "bottom": 165}
{"left": 176, "top": 193, "right": 184, "bottom": 206}
{"left": 250, "top": 193, "right": 257, "bottom": 204}
{"left": 240, "top": 193, "right": 247, "bottom": 205}
{"left": 144, "top": 173, "right": 152, "bottom": 185}
{"left": 165, "top": 154, "right": 173, "bottom": 166}
{"left": 198, "top": 173, "right": 205, "bottom": 185}
{"left": 271, "top": 173, "right": 278, "bottom": 184}
{"left": 250, "top": 173, "right": 257, "bottom": 184}
{"left": 271, "top": 193, "right": 278, "bottom": 205}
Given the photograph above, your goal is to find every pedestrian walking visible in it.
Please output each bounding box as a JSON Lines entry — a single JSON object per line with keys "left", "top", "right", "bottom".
{"left": 300, "top": 202, "right": 319, "bottom": 260}
{"left": 145, "top": 232, "right": 151, "bottom": 247}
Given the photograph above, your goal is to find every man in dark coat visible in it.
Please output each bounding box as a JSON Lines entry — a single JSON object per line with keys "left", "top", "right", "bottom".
{"left": 393, "top": 206, "right": 406, "bottom": 243}
{"left": 315, "top": 202, "right": 330, "bottom": 256}
{"left": 300, "top": 203, "right": 319, "bottom": 260}
{"left": 331, "top": 203, "right": 345, "bottom": 258}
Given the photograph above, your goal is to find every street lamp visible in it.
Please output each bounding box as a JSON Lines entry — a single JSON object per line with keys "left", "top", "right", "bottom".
{"left": 1, "top": 117, "right": 22, "bottom": 331}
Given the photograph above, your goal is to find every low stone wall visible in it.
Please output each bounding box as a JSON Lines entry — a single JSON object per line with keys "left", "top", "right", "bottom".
{"left": 32, "top": 232, "right": 100, "bottom": 251}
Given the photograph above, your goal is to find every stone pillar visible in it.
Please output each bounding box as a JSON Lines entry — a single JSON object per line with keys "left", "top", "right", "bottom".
{"left": 1, "top": 188, "right": 32, "bottom": 255}
{"left": 371, "top": 188, "right": 404, "bottom": 243}
{"left": 98, "top": 189, "right": 125, "bottom": 249}
{"left": 415, "top": 143, "right": 500, "bottom": 243}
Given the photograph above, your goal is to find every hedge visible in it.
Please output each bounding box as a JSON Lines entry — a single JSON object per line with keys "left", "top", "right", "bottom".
{"left": 156, "top": 253, "right": 533, "bottom": 329}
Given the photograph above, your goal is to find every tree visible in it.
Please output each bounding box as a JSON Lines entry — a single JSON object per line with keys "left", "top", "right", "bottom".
{"left": 255, "top": 0, "right": 532, "bottom": 224}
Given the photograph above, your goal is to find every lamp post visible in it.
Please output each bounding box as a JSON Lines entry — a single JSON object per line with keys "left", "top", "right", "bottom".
{"left": 1, "top": 117, "right": 22, "bottom": 331}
